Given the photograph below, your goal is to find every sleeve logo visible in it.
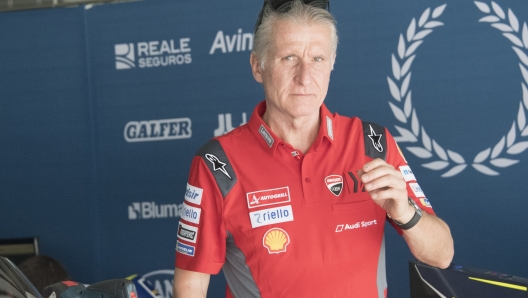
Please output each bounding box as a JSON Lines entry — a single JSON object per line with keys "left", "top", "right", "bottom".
{"left": 184, "top": 183, "right": 203, "bottom": 205}
{"left": 368, "top": 125, "right": 384, "bottom": 153}
{"left": 399, "top": 165, "right": 416, "bottom": 182}
{"left": 175, "top": 240, "right": 195, "bottom": 257}
{"left": 409, "top": 182, "right": 425, "bottom": 198}
{"left": 181, "top": 203, "right": 201, "bottom": 224}
{"left": 177, "top": 222, "right": 198, "bottom": 243}
{"left": 205, "top": 153, "right": 232, "bottom": 179}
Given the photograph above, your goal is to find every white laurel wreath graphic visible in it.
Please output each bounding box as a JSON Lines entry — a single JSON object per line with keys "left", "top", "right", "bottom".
{"left": 387, "top": 2, "right": 528, "bottom": 177}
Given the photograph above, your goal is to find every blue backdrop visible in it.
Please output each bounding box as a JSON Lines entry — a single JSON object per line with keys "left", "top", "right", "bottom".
{"left": 1, "top": 0, "right": 528, "bottom": 296}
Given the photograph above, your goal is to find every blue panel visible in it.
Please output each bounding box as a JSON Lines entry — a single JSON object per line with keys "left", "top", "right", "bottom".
{"left": 0, "top": 6, "right": 98, "bottom": 282}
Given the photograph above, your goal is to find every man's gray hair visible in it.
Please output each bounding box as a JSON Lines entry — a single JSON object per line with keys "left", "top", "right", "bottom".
{"left": 253, "top": 0, "right": 338, "bottom": 70}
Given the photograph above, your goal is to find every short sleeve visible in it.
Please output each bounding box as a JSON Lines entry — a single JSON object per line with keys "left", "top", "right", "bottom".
{"left": 174, "top": 155, "right": 227, "bottom": 274}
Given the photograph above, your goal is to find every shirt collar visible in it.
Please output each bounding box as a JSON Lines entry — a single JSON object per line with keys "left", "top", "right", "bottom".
{"left": 313, "top": 103, "right": 337, "bottom": 151}
{"left": 248, "top": 101, "right": 336, "bottom": 156}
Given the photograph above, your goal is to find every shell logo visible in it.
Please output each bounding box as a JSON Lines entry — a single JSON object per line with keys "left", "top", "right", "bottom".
{"left": 263, "top": 228, "right": 290, "bottom": 254}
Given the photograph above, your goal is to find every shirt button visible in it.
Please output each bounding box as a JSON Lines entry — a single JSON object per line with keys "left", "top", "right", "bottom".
{"left": 305, "top": 178, "right": 311, "bottom": 183}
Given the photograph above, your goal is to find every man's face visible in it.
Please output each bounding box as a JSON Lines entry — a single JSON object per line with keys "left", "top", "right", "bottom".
{"left": 251, "top": 19, "right": 335, "bottom": 120}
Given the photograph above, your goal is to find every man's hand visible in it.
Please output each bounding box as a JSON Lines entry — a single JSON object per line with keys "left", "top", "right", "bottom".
{"left": 359, "top": 158, "right": 414, "bottom": 224}
{"left": 359, "top": 158, "right": 454, "bottom": 268}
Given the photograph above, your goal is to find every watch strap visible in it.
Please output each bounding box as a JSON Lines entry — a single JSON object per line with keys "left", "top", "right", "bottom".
{"left": 390, "top": 198, "right": 422, "bottom": 230}
{"left": 393, "top": 209, "right": 421, "bottom": 230}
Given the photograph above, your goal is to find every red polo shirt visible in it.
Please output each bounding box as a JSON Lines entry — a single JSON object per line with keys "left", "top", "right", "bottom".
{"left": 175, "top": 101, "right": 434, "bottom": 298}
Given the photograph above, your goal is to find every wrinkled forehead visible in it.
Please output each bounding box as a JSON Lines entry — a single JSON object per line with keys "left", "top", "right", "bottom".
{"left": 269, "top": 19, "right": 334, "bottom": 53}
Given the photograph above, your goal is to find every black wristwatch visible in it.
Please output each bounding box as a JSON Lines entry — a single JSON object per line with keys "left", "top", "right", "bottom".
{"left": 389, "top": 198, "right": 422, "bottom": 230}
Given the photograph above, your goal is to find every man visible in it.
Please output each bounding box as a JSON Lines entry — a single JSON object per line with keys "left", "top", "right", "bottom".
{"left": 173, "top": 1, "right": 454, "bottom": 297}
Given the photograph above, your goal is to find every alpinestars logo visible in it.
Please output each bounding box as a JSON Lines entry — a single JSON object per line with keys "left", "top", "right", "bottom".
{"left": 368, "top": 125, "right": 384, "bottom": 153}
{"left": 128, "top": 202, "right": 184, "bottom": 220}
{"left": 325, "top": 175, "right": 343, "bottom": 196}
{"left": 115, "top": 38, "right": 192, "bottom": 70}
{"left": 204, "top": 153, "right": 232, "bottom": 179}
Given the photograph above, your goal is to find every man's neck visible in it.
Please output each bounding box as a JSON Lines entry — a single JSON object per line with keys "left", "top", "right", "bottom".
{"left": 262, "top": 109, "right": 320, "bottom": 154}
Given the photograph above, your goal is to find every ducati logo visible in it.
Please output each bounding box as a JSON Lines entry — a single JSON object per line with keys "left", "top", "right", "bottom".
{"left": 325, "top": 175, "right": 343, "bottom": 196}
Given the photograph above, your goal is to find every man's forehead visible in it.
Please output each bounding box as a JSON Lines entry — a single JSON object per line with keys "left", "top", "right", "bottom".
{"left": 270, "top": 20, "right": 332, "bottom": 49}
{"left": 272, "top": 19, "right": 331, "bottom": 35}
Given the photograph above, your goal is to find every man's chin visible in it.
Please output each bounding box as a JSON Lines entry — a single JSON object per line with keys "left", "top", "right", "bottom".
{"left": 287, "top": 106, "right": 322, "bottom": 120}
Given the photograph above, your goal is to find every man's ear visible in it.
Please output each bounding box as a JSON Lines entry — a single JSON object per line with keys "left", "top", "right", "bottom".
{"left": 250, "top": 52, "right": 263, "bottom": 83}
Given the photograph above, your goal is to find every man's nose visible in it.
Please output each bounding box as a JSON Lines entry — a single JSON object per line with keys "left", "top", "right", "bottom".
{"left": 294, "top": 60, "right": 313, "bottom": 86}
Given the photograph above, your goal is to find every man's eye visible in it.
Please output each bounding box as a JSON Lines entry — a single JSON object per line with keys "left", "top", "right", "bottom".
{"left": 284, "top": 56, "right": 294, "bottom": 61}
{"left": 314, "top": 57, "right": 323, "bottom": 62}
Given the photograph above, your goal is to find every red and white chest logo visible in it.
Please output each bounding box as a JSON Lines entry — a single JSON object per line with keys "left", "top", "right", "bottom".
{"left": 246, "top": 186, "right": 291, "bottom": 209}
{"left": 325, "top": 175, "right": 343, "bottom": 196}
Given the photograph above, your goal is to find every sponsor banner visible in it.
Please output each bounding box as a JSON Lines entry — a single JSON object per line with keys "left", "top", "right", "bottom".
{"left": 181, "top": 203, "right": 201, "bottom": 224}
{"left": 177, "top": 221, "right": 198, "bottom": 243}
{"left": 128, "top": 202, "right": 183, "bottom": 220}
{"left": 249, "top": 205, "right": 293, "bottom": 228}
{"left": 246, "top": 186, "right": 290, "bottom": 209}
{"left": 124, "top": 118, "right": 192, "bottom": 143}
{"left": 184, "top": 183, "right": 203, "bottom": 205}
{"left": 176, "top": 241, "right": 195, "bottom": 257}
{"left": 399, "top": 165, "right": 416, "bottom": 182}
{"left": 409, "top": 183, "right": 425, "bottom": 198}
{"left": 115, "top": 38, "right": 192, "bottom": 70}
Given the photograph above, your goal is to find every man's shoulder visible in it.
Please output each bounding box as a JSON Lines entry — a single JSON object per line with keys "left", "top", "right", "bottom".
{"left": 332, "top": 113, "right": 386, "bottom": 131}
{"left": 195, "top": 123, "right": 251, "bottom": 155}
{"left": 332, "top": 113, "right": 388, "bottom": 160}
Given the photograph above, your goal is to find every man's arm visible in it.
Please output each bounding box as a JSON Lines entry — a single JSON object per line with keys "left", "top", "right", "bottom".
{"left": 173, "top": 268, "right": 210, "bottom": 298}
{"left": 401, "top": 211, "right": 453, "bottom": 268}
{"left": 360, "top": 158, "right": 454, "bottom": 269}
